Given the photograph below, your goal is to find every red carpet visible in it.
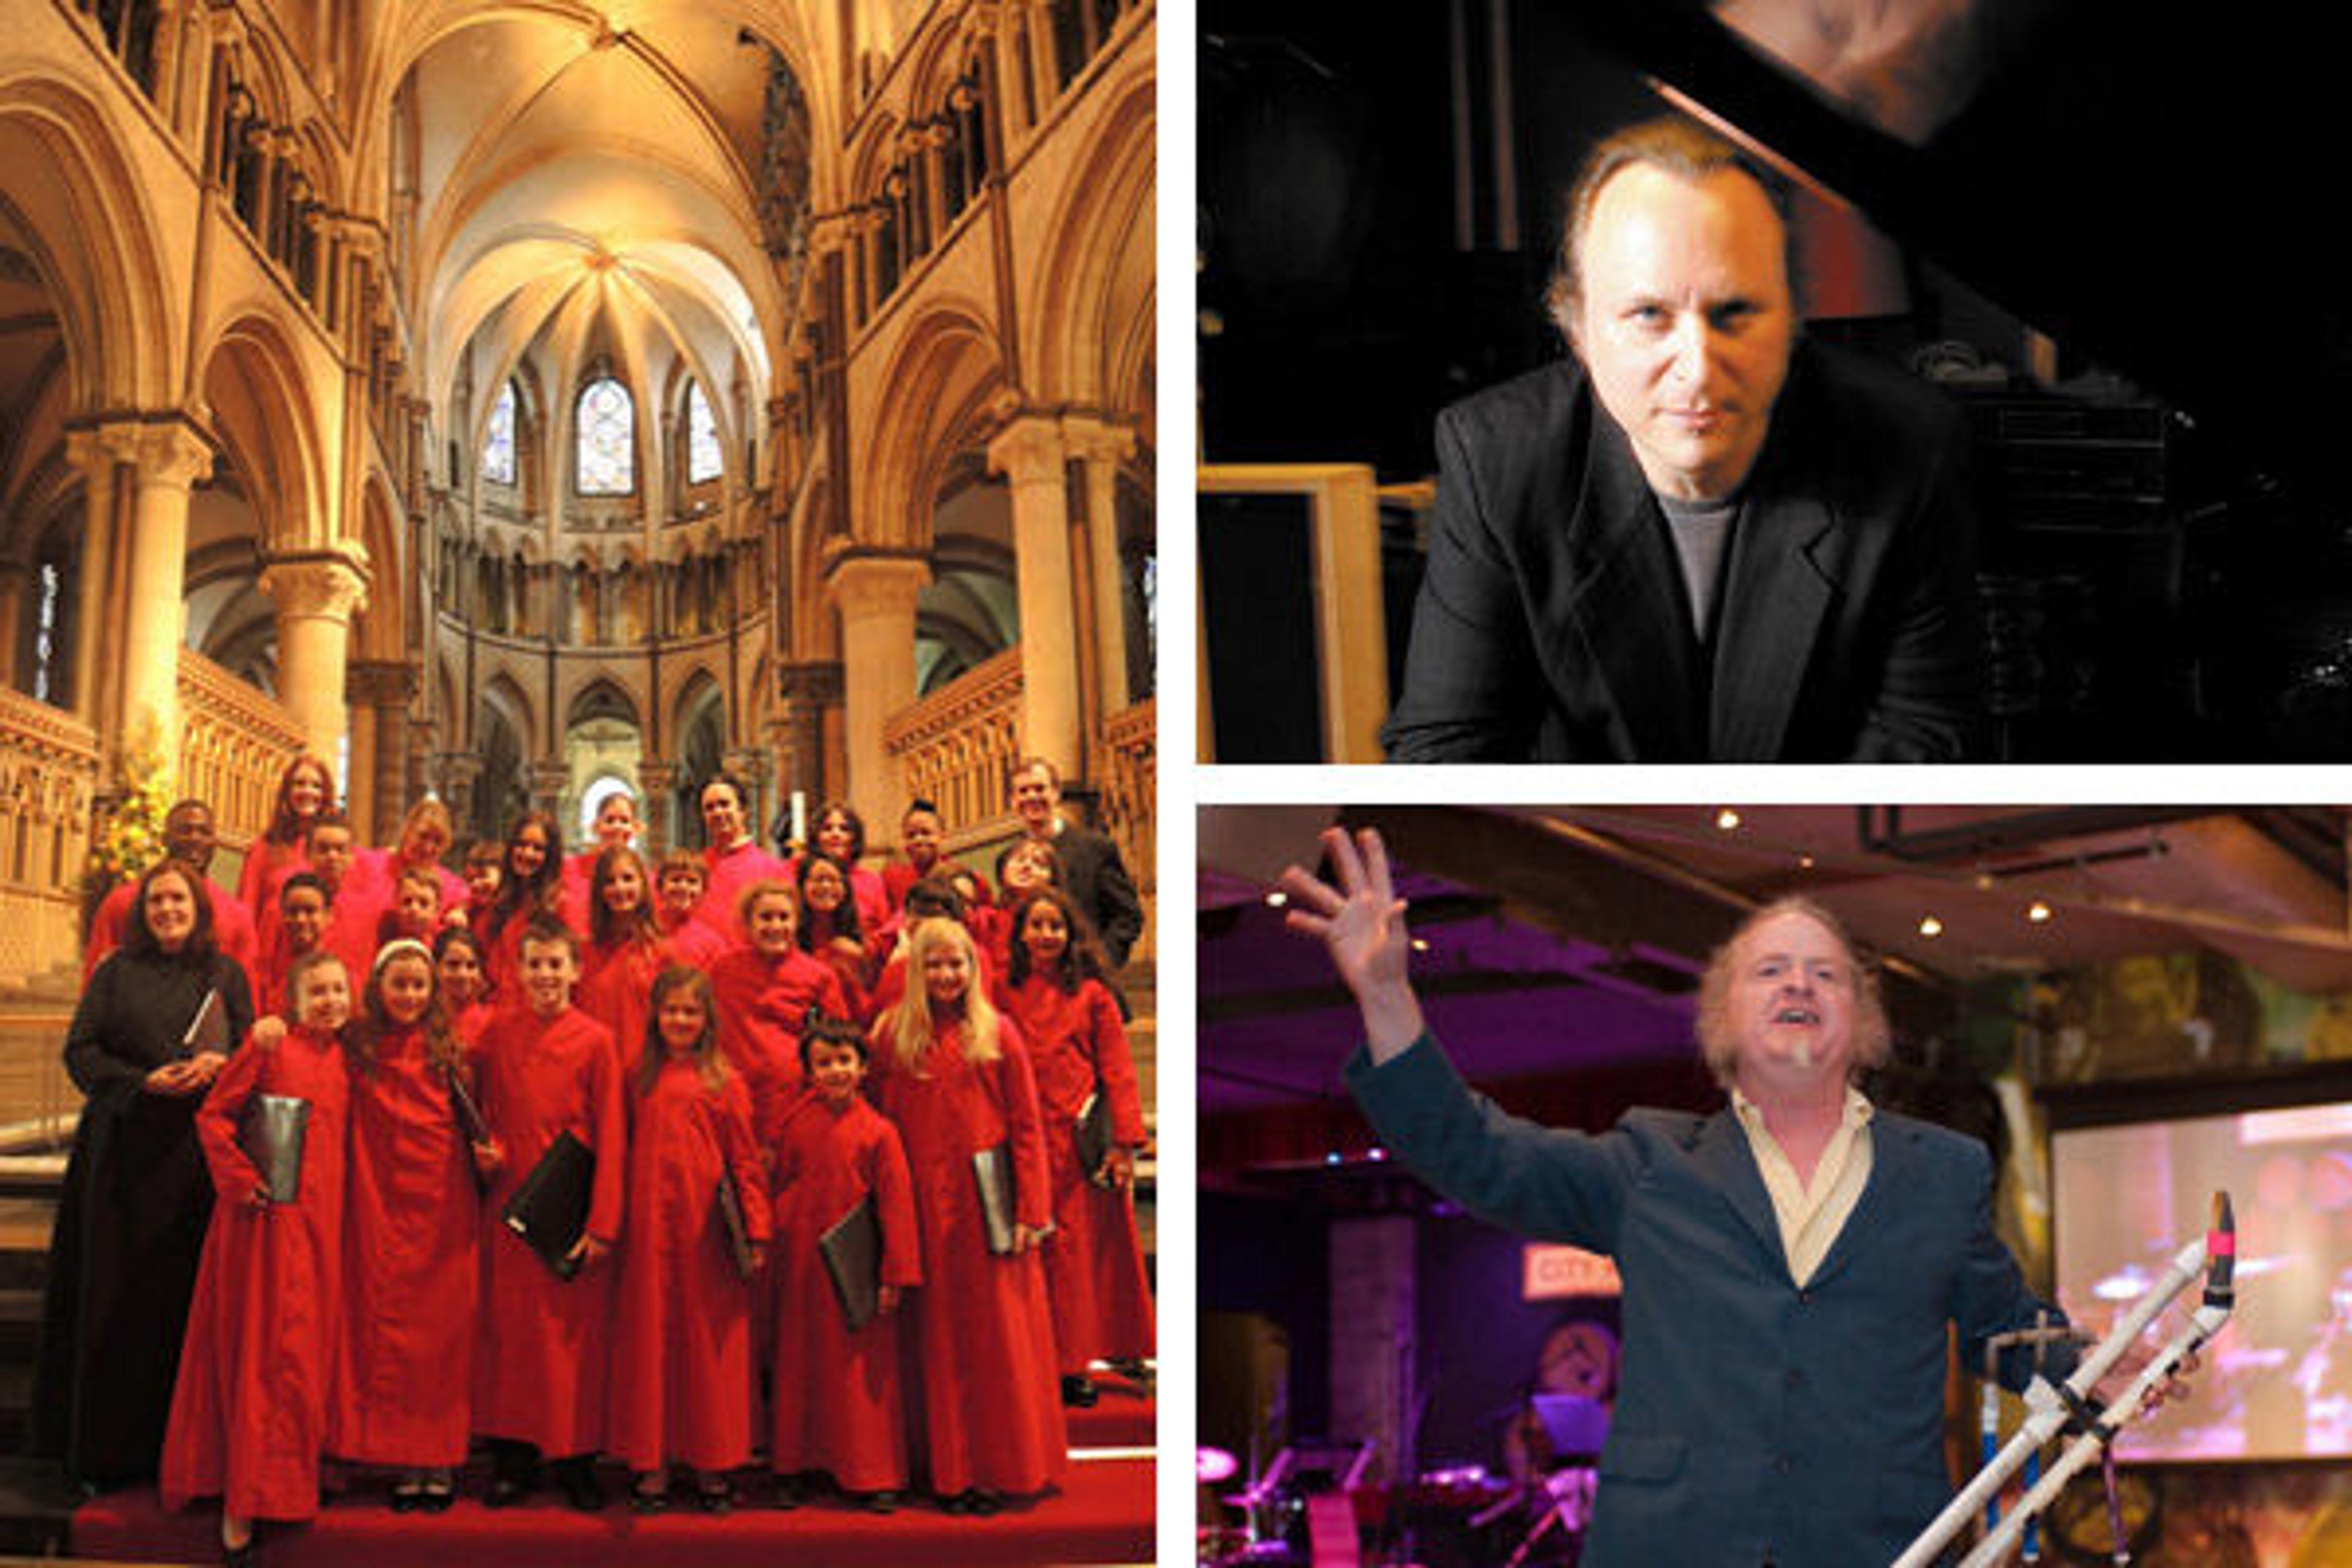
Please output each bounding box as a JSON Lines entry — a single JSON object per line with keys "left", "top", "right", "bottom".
{"left": 1069, "top": 1390, "right": 1156, "bottom": 1449}
{"left": 71, "top": 1455, "right": 1154, "bottom": 1566}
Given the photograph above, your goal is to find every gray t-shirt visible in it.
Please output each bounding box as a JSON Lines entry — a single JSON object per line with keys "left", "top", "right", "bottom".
{"left": 1656, "top": 492, "right": 1740, "bottom": 637}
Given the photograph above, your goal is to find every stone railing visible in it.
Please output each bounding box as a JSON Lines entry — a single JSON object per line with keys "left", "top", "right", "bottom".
{"left": 883, "top": 647, "right": 1025, "bottom": 838}
{"left": 0, "top": 688, "right": 103, "bottom": 987}
{"left": 1099, "top": 696, "right": 1155, "bottom": 960}
{"left": 178, "top": 647, "right": 306, "bottom": 855}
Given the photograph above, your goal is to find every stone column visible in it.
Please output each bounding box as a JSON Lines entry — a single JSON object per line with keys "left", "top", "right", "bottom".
{"left": 987, "top": 414, "right": 1084, "bottom": 779}
{"left": 773, "top": 660, "right": 843, "bottom": 809}
{"left": 115, "top": 418, "right": 216, "bottom": 754}
{"left": 526, "top": 760, "right": 570, "bottom": 831}
{"left": 346, "top": 659, "right": 418, "bottom": 840}
{"left": 432, "top": 751, "right": 483, "bottom": 840}
{"left": 826, "top": 552, "right": 929, "bottom": 851}
{"left": 635, "top": 760, "right": 680, "bottom": 856}
{"left": 0, "top": 560, "right": 28, "bottom": 689}
{"left": 259, "top": 550, "right": 369, "bottom": 766}
{"left": 60, "top": 426, "right": 127, "bottom": 734}
{"left": 725, "top": 746, "right": 776, "bottom": 850}
{"left": 1065, "top": 415, "right": 1138, "bottom": 717}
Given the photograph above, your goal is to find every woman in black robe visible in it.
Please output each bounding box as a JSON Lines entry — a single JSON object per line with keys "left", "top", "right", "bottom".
{"left": 31, "top": 859, "right": 252, "bottom": 1489}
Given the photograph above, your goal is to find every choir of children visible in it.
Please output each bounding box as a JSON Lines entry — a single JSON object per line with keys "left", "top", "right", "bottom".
{"left": 124, "top": 769, "right": 1151, "bottom": 1560}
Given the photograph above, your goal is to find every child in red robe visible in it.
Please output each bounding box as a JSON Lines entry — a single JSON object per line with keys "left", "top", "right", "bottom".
{"left": 579, "top": 847, "right": 667, "bottom": 1057}
{"left": 470, "top": 916, "right": 626, "bottom": 1511}
{"left": 709, "top": 879, "right": 849, "bottom": 1140}
{"left": 609, "top": 965, "right": 770, "bottom": 1513}
{"left": 331, "top": 939, "right": 480, "bottom": 1510}
{"left": 997, "top": 888, "right": 1156, "bottom": 1405}
{"left": 652, "top": 850, "right": 730, "bottom": 969}
{"left": 161, "top": 949, "right": 354, "bottom": 1566}
{"left": 255, "top": 873, "right": 331, "bottom": 1019}
{"left": 432, "top": 926, "right": 496, "bottom": 1047}
{"left": 769, "top": 1013, "right": 921, "bottom": 1511}
{"left": 797, "top": 852, "right": 880, "bottom": 1023}
{"left": 869, "top": 919, "right": 1065, "bottom": 1512}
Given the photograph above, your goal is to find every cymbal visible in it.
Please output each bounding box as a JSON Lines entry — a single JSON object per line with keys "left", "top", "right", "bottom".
{"left": 1198, "top": 1446, "right": 1240, "bottom": 1483}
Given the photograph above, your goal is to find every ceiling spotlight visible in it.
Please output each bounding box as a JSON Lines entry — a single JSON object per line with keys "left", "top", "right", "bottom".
{"left": 1409, "top": 937, "right": 1430, "bottom": 953}
{"left": 1715, "top": 807, "right": 1742, "bottom": 831}
{"left": 1918, "top": 914, "right": 1944, "bottom": 938}
{"left": 2026, "top": 900, "right": 2054, "bottom": 924}
{"left": 1796, "top": 853, "right": 1816, "bottom": 870}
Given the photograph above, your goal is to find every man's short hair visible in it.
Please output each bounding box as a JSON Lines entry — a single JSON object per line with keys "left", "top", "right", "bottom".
{"left": 1012, "top": 756, "right": 1060, "bottom": 790}
{"left": 1544, "top": 115, "right": 1798, "bottom": 347}
{"left": 1692, "top": 895, "right": 1891, "bottom": 1087}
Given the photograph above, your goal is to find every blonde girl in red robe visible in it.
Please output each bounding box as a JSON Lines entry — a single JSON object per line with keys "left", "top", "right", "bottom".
{"left": 470, "top": 917, "right": 625, "bottom": 1512}
{"left": 869, "top": 918, "right": 1065, "bottom": 1512}
{"left": 162, "top": 949, "right": 354, "bottom": 1567}
{"left": 709, "top": 879, "right": 850, "bottom": 1141}
{"left": 769, "top": 1012, "right": 921, "bottom": 1511}
{"left": 610, "top": 965, "right": 771, "bottom": 1513}
{"left": 998, "top": 887, "right": 1156, "bottom": 1406}
{"left": 331, "top": 939, "right": 480, "bottom": 1511}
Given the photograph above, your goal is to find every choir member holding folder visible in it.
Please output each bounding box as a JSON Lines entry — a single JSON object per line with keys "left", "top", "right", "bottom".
{"left": 162, "top": 949, "right": 353, "bottom": 1567}
{"left": 470, "top": 917, "right": 625, "bottom": 1512}
{"left": 609, "top": 966, "right": 770, "bottom": 1514}
{"left": 867, "top": 918, "right": 1065, "bottom": 1513}
{"left": 768, "top": 1012, "right": 921, "bottom": 1511}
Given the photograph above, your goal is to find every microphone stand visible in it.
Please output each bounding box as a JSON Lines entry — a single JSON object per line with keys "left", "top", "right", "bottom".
{"left": 1893, "top": 1192, "right": 2236, "bottom": 1568}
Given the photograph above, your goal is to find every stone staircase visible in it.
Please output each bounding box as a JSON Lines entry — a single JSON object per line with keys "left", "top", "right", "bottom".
{"left": 0, "top": 963, "right": 84, "bottom": 1553}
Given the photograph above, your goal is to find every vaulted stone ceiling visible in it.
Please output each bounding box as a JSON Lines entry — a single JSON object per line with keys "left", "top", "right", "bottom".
{"left": 377, "top": 2, "right": 830, "bottom": 497}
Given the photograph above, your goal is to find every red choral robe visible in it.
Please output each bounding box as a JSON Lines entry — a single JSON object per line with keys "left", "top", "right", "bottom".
{"left": 867, "top": 1016, "right": 1066, "bottom": 1497}
{"left": 471, "top": 1004, "right": 627, "bottom": 1456}
{"left": 693, "top": 839, "right": 791, "bottom": 939}
{"left": 235, "top": 837, "right": 307, "bottom": 930}
{"left": 332, "top": 1024, "right": 480, "bottom": 1466}
{"left": 768, "top": 1090, "right": 921, "bottom": 1491}
{"left": 710, "top": 948, "right": 850, "bottom": 1140}
{"left": 608, "top": 1061, "right": 770, "bottom": 1473}
{"left": 82, "top": 875, "right": 259, "bottom": 987}
{"left": 655, "top": 910, "right": 731, "bottom": 971}
{"left": 579, "top": 933, "right": 668, "bottom": 1069}
{"left": 998, "top": 974, "right": 1156, "bottom": 1371}
{"left": 160, "top": 1026, "right": 351, "bottom": 1522}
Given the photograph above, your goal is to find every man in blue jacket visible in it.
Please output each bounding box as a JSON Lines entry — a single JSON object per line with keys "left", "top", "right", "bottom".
{"left": 1278, "top": 826, "right": 2182, "bottom": 1567}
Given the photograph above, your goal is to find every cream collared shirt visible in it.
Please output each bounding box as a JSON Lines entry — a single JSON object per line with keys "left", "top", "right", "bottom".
{"left": 1730, "top": 1085, "right": 1875, "bottom": 1288}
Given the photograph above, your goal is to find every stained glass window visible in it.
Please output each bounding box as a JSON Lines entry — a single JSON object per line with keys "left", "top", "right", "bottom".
{"left": 577, "top": 375, "right": 635, "bottom": 495}
{"left": 687, "top": 381, "right": 722, "bottom": 485}
{"left": 481, "top": 382, "right": 516, "bottom": 486}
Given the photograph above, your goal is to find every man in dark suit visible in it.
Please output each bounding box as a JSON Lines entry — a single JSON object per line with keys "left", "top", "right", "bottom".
{"left": 1278, "top": 826, "right": 2188, "bottom": 1568}
{"left": 1010, "top": 756, "right": 1144, "bottom": 968}
{"left": 1382, "top": 116, "right": 1980, "bottom": 762}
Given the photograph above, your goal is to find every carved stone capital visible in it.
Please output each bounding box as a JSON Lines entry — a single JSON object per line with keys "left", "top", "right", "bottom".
{"left": 986, "top": 412, "right": 1066, "bottom": 485}
{"left": 259, "top": 550, "right": 371, "bottom": 622}
{"left": 824, "top": 548, "right": 931, "bottom": 620}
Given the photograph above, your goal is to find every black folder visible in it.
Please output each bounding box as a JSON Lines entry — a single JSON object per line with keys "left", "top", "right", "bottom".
{"left": 818, "top": 1193, "right": 883, "bottom": 1332}
{"left": 1075, "top": 1087, "right": 1115, "bottom": 1182}
{"left": 183, "top": 988, "right": 229, "bottom": 1056}
{"left": 972, "top": 1143, "right": 1017, "bottom": 1256}
{"left": 502, "top": 1131, "right": 595, "bottom": 1280}
{"left": 443, "top": 1066, "right": 492, "bottom": 1194}
{"left": 239, "top": 1093, "right": 310, "bottom": 1205}
{"left": 714, "top": 1167, "right": 759, "bottom": 1281}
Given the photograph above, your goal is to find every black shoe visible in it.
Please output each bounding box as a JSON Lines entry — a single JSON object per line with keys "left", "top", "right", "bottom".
{"left": 856, "top": 1490, "right": 900, "bottom": 1515}
{"left": 389, "top": 1488, "right": 420, "bottom": 1513}
{"left": 1061, "top": 1374, "right": 1099, "bottom": 1408}
{"left": 938, "top": 1490, "right": 970, "bottom": 1515}
{"left": 696, "top": 1480, "right": 733, "bottom": 1515}
{"left": 629, "top": 1479, "right": 668, "bottom": 1515}
{"left": 967, "top": 1488, "right": 1004, "bottom": 1516}
{"left": 484, "top": 1475, "right": 530, "bottom": 1509}
{"left": 417, "top": 1483, "right": 455, "bottom": 1514}
{"left": 771, "top": 1474, "right": 806, "bottom": 1510}
{"left": 554, "top": 1459, "right": 606, "bottom": 1512}
{"left": 222, "top": 1544, "right": 258, "bottom": 1568}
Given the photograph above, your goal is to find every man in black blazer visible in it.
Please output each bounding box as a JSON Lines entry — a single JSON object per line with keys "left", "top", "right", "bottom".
{"left": 1382, "top": 116, "right": 1981, "bottom": 762}
{"left": 1010, "top": 756, "right": 1144, "bottom": 968}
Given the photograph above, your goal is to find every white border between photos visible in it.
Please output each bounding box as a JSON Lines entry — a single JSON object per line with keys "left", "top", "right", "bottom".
{"left": 1153, "top": 1, "right": 2352, "bottom": 1557}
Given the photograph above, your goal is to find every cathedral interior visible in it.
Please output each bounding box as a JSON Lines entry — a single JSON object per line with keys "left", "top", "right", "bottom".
{"left": 0, "top": 0, "right": 1156, "bottom": 992}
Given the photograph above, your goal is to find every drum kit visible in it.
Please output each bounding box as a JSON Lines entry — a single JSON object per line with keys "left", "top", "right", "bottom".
{"left": 1196, "top": 1439, "right": 1592, "bottom": 1566}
